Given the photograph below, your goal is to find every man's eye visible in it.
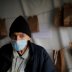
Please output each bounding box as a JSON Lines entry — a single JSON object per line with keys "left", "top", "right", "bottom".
{"left": 19, "top": 34, "right": 24, "bottom": 38}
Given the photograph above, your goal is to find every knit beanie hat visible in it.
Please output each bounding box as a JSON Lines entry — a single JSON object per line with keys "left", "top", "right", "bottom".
{"left": 9, "top": 16, "right": 31, "bottom": 37}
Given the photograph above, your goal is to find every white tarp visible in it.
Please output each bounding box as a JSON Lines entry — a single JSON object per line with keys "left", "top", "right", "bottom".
{"left": 21, "top": 0, "right": 53, "bottom": 16}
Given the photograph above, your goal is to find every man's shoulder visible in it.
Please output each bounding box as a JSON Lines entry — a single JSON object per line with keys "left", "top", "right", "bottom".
{"left": 1, "top": 43, "right": 11, "bottom": 48}
{"left": 31, "top": 43, "right": 51, "bottom": 61}
{"left": 0, "top": 43, "right": 12, "bottom": 51}
{"left": 31, "top": 43, "right": 47, "bottom": 55}
{"left": 31, "top": 43, "right": 45, "bottom": 50}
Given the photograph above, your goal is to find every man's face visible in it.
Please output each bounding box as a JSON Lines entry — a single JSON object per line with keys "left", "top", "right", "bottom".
{"left": 10, "top": 32, "right": 31, "bottom": 41}
{"left": 10, "top": 32, "right": 31, "bottom": 54}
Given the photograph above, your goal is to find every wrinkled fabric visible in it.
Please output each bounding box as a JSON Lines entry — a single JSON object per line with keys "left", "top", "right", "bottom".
{"left": 22, "top": 0, "right": 53, "bottom": 16}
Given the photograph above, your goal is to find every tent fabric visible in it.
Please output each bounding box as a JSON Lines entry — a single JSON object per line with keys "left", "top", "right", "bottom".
{"left": 22, "top": 0, "right": 53, "bottom": 16}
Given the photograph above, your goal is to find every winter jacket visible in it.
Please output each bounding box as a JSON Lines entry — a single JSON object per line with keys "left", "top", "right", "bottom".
{"left": 0, "top": 41, "right": 57, "bottom": 72}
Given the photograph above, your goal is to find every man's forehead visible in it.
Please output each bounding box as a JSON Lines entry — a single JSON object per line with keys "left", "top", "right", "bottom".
{"left": 11, "top": 32, "right": 31, "bottom": 39}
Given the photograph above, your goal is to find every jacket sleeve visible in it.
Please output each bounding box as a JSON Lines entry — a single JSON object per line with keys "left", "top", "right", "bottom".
{"left": 42, "top": 49, "right": 57, "bottom": 72}
{"left": 0, "top": 44, "right": 13, "bottom": 72}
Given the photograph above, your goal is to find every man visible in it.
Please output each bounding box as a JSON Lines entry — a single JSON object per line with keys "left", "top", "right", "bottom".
{"left": 0, "top": 16, "right": 56, "bottom": 72}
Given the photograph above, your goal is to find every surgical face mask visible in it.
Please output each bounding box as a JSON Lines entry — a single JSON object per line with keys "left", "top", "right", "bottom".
{"left": 11, "top": 39, "right": 27, "bottom": 51}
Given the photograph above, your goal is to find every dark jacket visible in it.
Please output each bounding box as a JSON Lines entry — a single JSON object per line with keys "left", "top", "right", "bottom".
{"left": 0, "top": 41, "right": 56, "bottom": 72}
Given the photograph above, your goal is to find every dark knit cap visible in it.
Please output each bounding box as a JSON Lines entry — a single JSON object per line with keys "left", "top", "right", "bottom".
{"left": 9, "top": 16, "right": 31, "bottom": 37}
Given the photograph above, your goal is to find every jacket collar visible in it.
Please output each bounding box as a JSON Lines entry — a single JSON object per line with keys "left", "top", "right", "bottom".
{"left": 13, "top": 48, "right": 29, "bottom": 60}
{"left": 25, "top": 41, "right": 34, "bottom": 72}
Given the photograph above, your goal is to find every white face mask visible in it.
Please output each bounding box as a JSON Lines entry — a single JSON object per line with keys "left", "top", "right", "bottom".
{"left": 11, "top": 39, "right": 27, "bottom": 51}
